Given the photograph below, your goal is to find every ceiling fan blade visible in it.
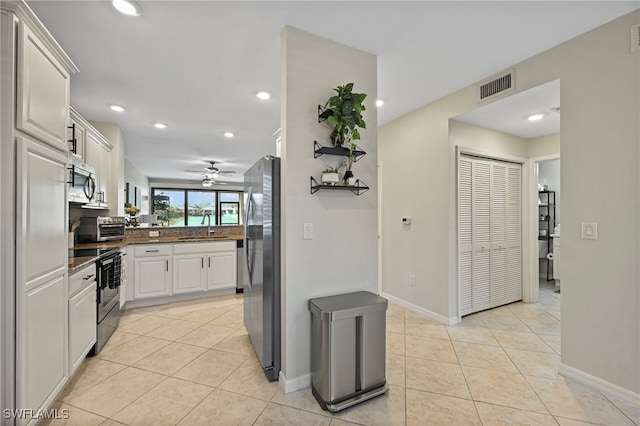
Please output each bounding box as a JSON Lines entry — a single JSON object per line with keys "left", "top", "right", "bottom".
{"left": 218, "top": 171, "right": 236, "bottom": 174}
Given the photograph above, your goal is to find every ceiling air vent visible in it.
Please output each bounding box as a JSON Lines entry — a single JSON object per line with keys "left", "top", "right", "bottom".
{"left": 479, "top": 70, "right": 515, "bottom": 100}
{"left": 631, "top": 23, "right": 640, "bottom": 53}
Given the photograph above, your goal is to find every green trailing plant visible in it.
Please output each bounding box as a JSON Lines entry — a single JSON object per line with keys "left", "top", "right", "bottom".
{"left": 324, "top": 83, "right": 367, "bottom": 146}
{"left": 345, "top": 142, "right": 358, "bottom": 171}
{"left": 322, "top": 166, "right": 341, "bottom": 174}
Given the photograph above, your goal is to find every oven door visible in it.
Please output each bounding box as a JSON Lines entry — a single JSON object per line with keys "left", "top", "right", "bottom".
{"left": 97, "top": 253, "right": 121, "bottom": 322}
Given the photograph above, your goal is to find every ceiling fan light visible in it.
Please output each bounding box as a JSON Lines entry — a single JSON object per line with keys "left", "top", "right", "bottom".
{"left": 112, "top": 0, "right": 142, "bottom": 16}
{"left": 202, "top": 179, "right": 214, "bottom": 188}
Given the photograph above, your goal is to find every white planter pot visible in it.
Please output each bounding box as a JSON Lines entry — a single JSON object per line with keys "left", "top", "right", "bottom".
{"left": 322, "top": 172, "right": 340, "bottom": 185}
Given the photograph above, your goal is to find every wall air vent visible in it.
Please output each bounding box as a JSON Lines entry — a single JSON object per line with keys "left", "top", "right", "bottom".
{"left": 479, "top": 70, "right": 515, "bottom": 101}
{"left": 631, "top": 23, "right": 640, "bottom": 53}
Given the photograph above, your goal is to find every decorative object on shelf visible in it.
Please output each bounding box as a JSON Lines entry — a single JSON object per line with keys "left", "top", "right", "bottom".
{"left": 321, "top": 167, "right": 341, "bottom": 186}
{"left": 319, "top": 83, "right": 367, "bottom": 147}
{"left": 343, "top": 142, "right": 358, "bottom": 185}
{"left": 125, "top": 203, "right": 140, "bottom": 227}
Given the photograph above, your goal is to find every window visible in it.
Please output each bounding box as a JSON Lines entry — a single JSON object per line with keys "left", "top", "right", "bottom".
{"left": 152, "top": 188, "right": 243, "bottom": 227}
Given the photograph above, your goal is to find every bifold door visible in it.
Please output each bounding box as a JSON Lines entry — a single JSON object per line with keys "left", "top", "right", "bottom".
{"left": 459, "top": 155, "right": 522, "bottom": 316}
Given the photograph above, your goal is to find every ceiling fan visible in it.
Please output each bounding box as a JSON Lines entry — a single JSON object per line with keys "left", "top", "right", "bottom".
{"left": 185, "top": 161, "right": 235, "bottom": 187}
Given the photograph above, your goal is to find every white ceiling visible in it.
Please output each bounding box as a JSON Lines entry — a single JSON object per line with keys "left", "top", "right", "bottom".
{"left": 29, "top": 1, "right": 637, "bottom": 183}
{"left": 454, "top": 79, "right": 561, "bottom": 139}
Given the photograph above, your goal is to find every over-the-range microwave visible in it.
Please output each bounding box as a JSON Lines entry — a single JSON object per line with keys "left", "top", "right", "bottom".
{"left": 68, "top": 156, "right": 96, "bottom": 205}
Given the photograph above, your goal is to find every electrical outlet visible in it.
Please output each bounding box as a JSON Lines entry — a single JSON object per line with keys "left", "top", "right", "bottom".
{"left": 303, "top": 223, "right": 313, "bottom": 240}
{"left": 149, "top": 231, "right": 159, "bottom": 237}
{"left": 409, "top": 275, "right": 416, "bottom": 286}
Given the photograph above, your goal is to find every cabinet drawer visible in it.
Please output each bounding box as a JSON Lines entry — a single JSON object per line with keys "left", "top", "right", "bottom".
{"left": 134, "top": 244, "right": 171, "bottom": 257}
{"left": 69, "top": 263, "right": 96, "bottom": 297}
{"left": 173, "top": 241, "right": 233, "bottom": 254}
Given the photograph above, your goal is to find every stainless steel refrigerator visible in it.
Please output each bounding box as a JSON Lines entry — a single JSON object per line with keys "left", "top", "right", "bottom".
{"left": 243, "top": 156, "right": 281, "bottom": 381}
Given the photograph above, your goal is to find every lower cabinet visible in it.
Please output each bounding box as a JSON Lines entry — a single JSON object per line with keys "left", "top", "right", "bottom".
{"left": 132, "top": 241, "right": 237, "bottom": 300}
{"left": 68, "top": 270, "right": 97, "bottom": 374}
{"left": 21, "top": 273, "right": 67, "bottom": 419}
{"left": 207, "top": 251, "right": 237, "bottom": 290}
{"left": 173, "top": 254, "right": 207, "bottom": 293}
{"left": 134, "top": 256, "right": 172, "bottom": 299}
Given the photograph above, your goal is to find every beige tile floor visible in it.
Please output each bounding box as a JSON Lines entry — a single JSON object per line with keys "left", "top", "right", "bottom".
{"left": 44, "top": 287, "right": 639, "bottom": 426}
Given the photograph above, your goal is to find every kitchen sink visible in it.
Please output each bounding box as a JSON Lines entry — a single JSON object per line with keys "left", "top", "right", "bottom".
{"left": 177, "top": 236, "right": 209, "bottom": 240}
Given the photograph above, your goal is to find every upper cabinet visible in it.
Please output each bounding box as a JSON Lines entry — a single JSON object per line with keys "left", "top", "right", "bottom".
{"left": 74, "top": 108, "right": 113, "bottom": 208}
{"left": 16, "top": 20, "right": 73, "bottom": 153}
{"left": 68, "top": 109, "right": 87, "bottom": 160}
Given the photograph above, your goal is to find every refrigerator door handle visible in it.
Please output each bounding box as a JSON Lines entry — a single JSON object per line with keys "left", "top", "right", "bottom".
{"left": 245, "top": 189, "right": 254, "bottom": 289}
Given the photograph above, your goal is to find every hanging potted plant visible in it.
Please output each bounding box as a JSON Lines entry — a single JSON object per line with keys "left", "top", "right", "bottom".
{"left": 323, "top": 83, "right": 367, "bottom": 147}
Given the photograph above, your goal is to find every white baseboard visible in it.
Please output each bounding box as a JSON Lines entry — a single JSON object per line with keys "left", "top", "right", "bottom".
{"left": 279, "top": 370, "right": 311, "bottom": 394}
{"left": 559, "top": 363, "right": 640, "bottom": 406}
{"left": 381, "top": 292, "right": 459, "bottom": 326}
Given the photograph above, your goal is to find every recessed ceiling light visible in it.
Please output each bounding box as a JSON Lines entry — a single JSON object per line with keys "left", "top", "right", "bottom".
{"left": 154, "top": 122, "right": 167, "bottom": 129}
{"left": 112, "top": 0, "right": 142, "bottom": 16}
{"left": 375, "top": 99, "right": 385, "bottom": 107}
{"left": 256, "top": 91, "right": 271, "bottom": 100}
{"left": 528, "top": 113, "right": 545, "bottom": 121}
{"left": 110, "top": 105, "right": 125, "bottom": 112}
{"left": 223, "top": 132, "right": 234, "bottom": 138}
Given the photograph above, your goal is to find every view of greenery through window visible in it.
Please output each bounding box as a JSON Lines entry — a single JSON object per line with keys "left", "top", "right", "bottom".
{"left": 152, "top": 189, "right": 241, "bottom": 226}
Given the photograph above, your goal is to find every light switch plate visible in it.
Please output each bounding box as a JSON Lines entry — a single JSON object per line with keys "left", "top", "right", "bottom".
{"left": 149, "top": 230, "right": 159, "bottom": 237}
{"left": 303, "top": 223, "right": 313, "bottom": 240}
{"left": 581, "top": 222, "right": 598, "bottom": 240}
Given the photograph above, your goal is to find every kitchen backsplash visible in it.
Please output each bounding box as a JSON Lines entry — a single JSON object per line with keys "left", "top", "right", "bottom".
{"left": 125, "top": 225, "right": 243, "bottom": 239}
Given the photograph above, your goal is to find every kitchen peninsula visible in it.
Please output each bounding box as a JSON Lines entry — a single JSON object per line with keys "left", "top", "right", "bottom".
{"left": 70, "top": 225, "right": 243, "bottom": 309}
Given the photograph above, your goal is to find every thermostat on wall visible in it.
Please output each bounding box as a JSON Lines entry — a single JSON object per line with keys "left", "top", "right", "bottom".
{"left": 402, "top": 217, "right": 412, "bottom": 225}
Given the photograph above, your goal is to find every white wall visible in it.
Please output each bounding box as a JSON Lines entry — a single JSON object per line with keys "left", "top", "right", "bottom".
{"left": 90, "top": 121, "right": 125, "bottom": 216}
{"left": 380, "top": 10, "right": 639, "bottom": 394}
{"left": 280, "top": 26, "right": 377, "bottom": 386}
{"left": 528, "top": 133, "right": 560, "bottom": 158}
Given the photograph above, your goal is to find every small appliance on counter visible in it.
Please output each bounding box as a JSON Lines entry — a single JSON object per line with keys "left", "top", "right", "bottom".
{"left": 78, "top": 216, "right": 126, "bottom": 242}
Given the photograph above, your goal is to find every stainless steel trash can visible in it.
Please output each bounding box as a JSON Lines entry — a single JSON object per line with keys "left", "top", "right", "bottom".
{"left": 309, "top": 291, "right": 388, "bottom": 412}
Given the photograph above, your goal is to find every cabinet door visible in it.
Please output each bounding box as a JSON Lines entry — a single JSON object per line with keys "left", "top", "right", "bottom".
{"left": 69, "top": 119, "right": 86, "bottom": 160}
{"left": 85, "top": 132, "right": 100, "bottom": 182}
{"left": 134, "top": 257, "right": 171, "bottom": 299}
{"left": 20, "top": 274, "right": 67, "bottom": 416}
{"left": 69, "top": 282, "right": 96, "bottom": 374}
{"left": 98, "top": 142, "right": 110, "bottom": 205}
{"left": 17, "top": 137, "right": 68, "bottom": 285}
{"left": 173, "top": 255, "right": 206, "bottom": 293}
{"left": 207, "top": 251, "right": 237, "bottom": 290}
{"left": 16, "top": 22, "right": 70, "bottom": 152}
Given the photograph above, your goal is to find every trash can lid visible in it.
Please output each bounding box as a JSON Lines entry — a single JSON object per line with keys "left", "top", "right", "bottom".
{"left": 309, "top": 291, "right": 388, "bottom": 319}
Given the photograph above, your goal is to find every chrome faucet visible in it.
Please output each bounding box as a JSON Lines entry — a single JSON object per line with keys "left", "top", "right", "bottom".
{"left": 201, "top": 213, "right": 215, "bottom": 235}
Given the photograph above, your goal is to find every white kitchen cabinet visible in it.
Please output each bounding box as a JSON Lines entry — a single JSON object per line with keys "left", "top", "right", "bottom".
{"left": 68, "top": 263, "right": 97, "bottom": 375}
{"left": 173, "top": 254, "right": 207, "bottom": 293}
{"left": 207, "top": 251, "right": 237, "bottom": 290}
{"left": 134, "top": 244, "right": 172, "bottom": 299}
{"left": 174, "top": 241, "right": 237, "bottom": 292}
{"left": 16, "top": 20, "right": 70, "bottom": 152}
{"left": 15, "top": 136, "right": 70, "bottom": 421}
{"left": 2, "top": 3, "right": 78, "bottom": 423}
{"left": 69, "top": 109, "right": 87, "bottom": 160}
{"left": 83, "top": 123, "right": 112, "bottom": 208}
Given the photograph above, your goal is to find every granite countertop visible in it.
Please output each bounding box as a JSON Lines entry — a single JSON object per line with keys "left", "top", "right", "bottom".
{"left": 69, "top": 235, "right": 242, "bottom": 273}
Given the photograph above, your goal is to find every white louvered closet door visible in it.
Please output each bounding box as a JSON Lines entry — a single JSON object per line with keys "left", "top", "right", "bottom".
{"left": 458, "top": 155, "right": 522, "bottom": 316}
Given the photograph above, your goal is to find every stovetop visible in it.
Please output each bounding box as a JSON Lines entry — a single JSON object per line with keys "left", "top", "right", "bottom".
{"left": 71, "top": 247, "right": 120, "bottom": 259}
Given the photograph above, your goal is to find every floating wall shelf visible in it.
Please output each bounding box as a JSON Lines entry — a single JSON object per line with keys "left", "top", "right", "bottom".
{"left": 310, "top": 176, "right": 369, "bottom": 196}
{"left": 313, "top": 141, "right": 366, "bottom": 162}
